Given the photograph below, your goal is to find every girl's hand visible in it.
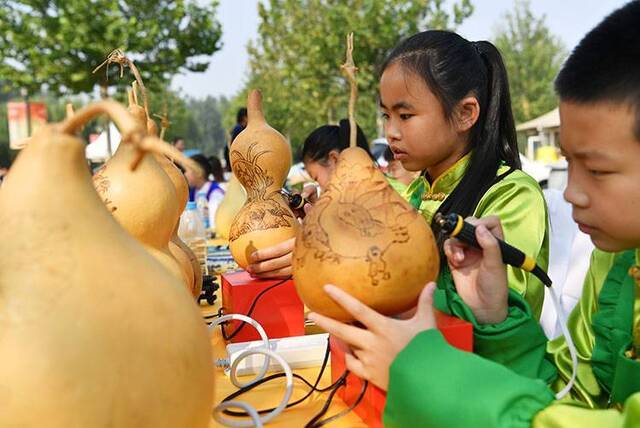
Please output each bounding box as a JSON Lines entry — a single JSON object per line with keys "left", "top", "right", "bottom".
{"left": 246, "top": 237, "right": 294, "bottom": 278}
{"left": 443, "top": 216, "right": 508, "bottom": 324}
{"left": 301, "top": 183, "right": 320, "bottom": 215}
{"left": 308, "top": 282, "right": 437, "bottom": 391}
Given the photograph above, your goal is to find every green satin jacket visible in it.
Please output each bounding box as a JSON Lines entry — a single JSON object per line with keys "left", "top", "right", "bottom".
{"left": 402, "top": 154, "right": 549, "bottom": 317}
{"left": 384, "top": 248, "right": 640, "bottom": 428}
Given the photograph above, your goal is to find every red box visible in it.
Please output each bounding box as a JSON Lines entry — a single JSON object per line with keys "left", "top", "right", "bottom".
{"left": 330, "top": 310, "right": 473, "bottom": 427}
{"left": 221, "top": 271, "right": 304, "bottom": 343}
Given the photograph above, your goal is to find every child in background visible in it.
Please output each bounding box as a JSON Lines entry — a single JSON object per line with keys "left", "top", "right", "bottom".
{"left": 185, "top": 154, "right": 225, "bottom": 230}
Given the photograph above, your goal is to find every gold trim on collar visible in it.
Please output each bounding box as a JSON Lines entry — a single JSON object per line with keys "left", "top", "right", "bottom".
{"left": 422, "top": 192, "right": 447, "bottom": 201}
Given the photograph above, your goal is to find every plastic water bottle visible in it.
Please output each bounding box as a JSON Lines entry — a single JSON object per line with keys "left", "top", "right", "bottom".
{"left": 195, "top": 191, "right": 210, "bottom": 230}
{"left": 179, "top": 201, "right": 207, "bottom": 263}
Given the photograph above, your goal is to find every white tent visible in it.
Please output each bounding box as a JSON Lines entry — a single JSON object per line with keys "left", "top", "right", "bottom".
{"left": 85, "top": 123, "right": 121, "bottom": 162}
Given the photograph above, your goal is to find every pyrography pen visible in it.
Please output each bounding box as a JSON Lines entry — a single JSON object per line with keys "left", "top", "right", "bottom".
{"left": 434, "top": 212, "right": 577, "bottom": 400}
{"left": 434, "top": 212, "right": 552, "bottom": 287}
{"left": 281, "top": 188, "right": 311, "bottom": 212}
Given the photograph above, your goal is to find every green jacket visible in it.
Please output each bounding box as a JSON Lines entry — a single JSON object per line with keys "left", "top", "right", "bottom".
{"left": 384, "top": 249, "right": 640, "bottom": 427}
{"left": 403, "top": 154, "right": 549, "bottom": 317}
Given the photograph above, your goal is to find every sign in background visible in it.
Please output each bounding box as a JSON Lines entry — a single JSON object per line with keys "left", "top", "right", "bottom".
{"left": 7, "top": 102, "right": 48, "bottom": 149}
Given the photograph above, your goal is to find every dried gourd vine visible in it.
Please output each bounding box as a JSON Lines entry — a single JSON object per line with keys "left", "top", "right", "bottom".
{"left": 340, "top": 33, "right": 358, "bottom": 148}
{"left": 93, "top": 49, "right": 151, "bottom": 120}
{"left": 155, "top": 103, "right": 171, "bottom": 141}
{"left": 59, "top": 100, "right": 198, "bottom": 174}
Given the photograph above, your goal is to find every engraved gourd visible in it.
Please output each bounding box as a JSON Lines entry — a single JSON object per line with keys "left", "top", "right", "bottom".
{"left": 228, "top": 90, "right": 298, "bottom": 268}
{"left": 292, "top": 147, "right": 440, "bottom": 321}
{"left": 0, "top": 101, "right": 213, "bottom": 426}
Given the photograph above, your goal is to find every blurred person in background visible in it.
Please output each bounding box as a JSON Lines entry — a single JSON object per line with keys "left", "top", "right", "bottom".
{"left": 186, "top": 154, "right": 225, "bottom": 229}
{"left": 224, "top": 107, "right": 248, "bottom": 172}
{"left": 172, "top": 136, "right": 185, "bottom": 152}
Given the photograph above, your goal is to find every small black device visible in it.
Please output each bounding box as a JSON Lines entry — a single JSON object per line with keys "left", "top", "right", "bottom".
{"left": 281, "top": 188, "right": 311, "bottom": 216}
{"left": 434, "top": 212, "right": 551, "bottom": 287}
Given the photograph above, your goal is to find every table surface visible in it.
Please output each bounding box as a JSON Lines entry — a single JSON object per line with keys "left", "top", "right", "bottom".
{"left": 203, "top": 240, "right": 367, "bottom": 427}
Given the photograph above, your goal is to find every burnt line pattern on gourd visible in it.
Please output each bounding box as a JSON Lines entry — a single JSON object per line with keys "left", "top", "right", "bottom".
{"left": 93, "top": 166, "right": 117, "bottom": 212}
{"left": 229, "top": 141, "right": 294, "bottom": 242}
{"left": 296, "top": 161, "right": 418, "bottom": 286}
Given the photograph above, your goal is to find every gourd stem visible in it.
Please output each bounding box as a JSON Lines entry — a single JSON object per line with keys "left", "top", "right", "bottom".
{"left": 247, "top": 89, "right": 265, "bottom": 124}
{"left": 341, "top": 33, "right": 358, "bottom": 149}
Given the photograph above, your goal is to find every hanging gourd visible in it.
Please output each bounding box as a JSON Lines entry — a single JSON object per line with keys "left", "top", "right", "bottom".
{"left": 228, "top": 90, "right": 298, "bottom": 268}
{"left": 91, "top": 50, "right": 195, "bottom": 288}
{"left": 293, "top": 34, "right": 440, "bottom": 321}
{"left": 0, "top": 100, "right": 213, "bottom": 426}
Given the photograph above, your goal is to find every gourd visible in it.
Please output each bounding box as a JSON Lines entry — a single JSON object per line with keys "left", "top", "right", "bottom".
{"left": 0, "top": 100, "right": 213, "bottom": 426}
{"left": 215, "top": 173, "right": 247, "bottom": 239}
{"left": 145, "top": 99, "right": 203, "bottom": 298}
{"left": 228, "top": 90, "right": 297, "bottom": 268}
{"left": 292, "top": 34, "right": 439, "bottom": 321}
{"left": 92, "top": 88, "right": 187, "bottom": 286}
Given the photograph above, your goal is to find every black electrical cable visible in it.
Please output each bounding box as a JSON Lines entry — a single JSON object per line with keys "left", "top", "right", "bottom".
{"left": 220, "top": 337, "right": 337, "bottom": 416}
{"left": 304, "top": 372, "right": 368, "bottom": 428}
{"left": 218, "top": 276, "right": 291, "bottom": 340}
{"left": 308, "top": 379, "right": 368, "bottom": 428}
{"left": 212, "top": 274, "right": 367, "bottom": 426}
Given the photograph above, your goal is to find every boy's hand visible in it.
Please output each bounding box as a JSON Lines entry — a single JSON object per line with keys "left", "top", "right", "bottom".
{"left": 443, "top": 216, "right": 508, "bottom": 324}
{"left": 308, "top": 282, "right": 437, "bottom": 391}
{"left": 246, "top": 237, "right": 294, "bottom": 278}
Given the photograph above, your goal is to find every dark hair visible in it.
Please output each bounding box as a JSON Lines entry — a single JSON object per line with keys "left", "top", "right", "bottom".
{"left": 381, "top": 30, "right": 520, "bottom": 224}
{"left": 555, "top": 1, "right": 640, "bottom": 140}
{"left": 301, "top": 119, "right": 372, "bottom": 164}
{"left": 190, "top": 154, "right": 212, "bottom": 180}
{"left": 207, "top": 155, "right": 225, "bottom": 182}
{"left": 236, "top": 107, "right": 248, "bottom": 123}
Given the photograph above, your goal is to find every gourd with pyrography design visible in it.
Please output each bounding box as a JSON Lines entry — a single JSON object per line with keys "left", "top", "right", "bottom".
{"left": 228, "top": 90, "right": 297, "bottom": 268}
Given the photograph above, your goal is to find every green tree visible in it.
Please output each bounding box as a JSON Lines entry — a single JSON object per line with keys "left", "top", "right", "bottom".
{"left": 493, "top": 0, "right": 566, "bottom": 124}
{"left": 0, "top": 0, "right": 223, "bottom": 96}
{"left": 237, "top": 0, "right": 473, "bottom": 153}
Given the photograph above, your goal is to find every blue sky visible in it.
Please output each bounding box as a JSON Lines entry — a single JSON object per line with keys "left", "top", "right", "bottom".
{"left": 171, "top": 0, "right": 629, "bottom": 99}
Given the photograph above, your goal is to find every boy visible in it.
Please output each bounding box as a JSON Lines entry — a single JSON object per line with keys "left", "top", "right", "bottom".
{"left": 309, "top": 2, "right": 640, "bottom": 426}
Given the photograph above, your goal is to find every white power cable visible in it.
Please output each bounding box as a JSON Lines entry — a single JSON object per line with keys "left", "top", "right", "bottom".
{"left": 209, "top": 314, "right": 270, "bottom": 388}
{"left": 548, "top": 285, "right": 578, "bottom": 399}
{"left": 209, "top": 314, "right": 294, "bottom": 427}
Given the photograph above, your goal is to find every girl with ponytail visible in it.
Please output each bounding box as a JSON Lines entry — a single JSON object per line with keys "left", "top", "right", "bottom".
{"left": 307, "top": 29, "right": 551, "bottom": 407}
{"left": 252, "top": 31, "right": 549, "bottom": 316}
{"left": 379, "top": 30, "right": 548, "bottom": 317}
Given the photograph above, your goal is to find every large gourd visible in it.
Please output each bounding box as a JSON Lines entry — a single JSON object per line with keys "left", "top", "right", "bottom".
{"left": 292, "top": 34, "right": 439, "bottom": 321}
{"left": 215, "top": 173, "right": 247, "bottom": 239}
{"left": 228, "top": 90, "right": 297, "bottom": 268}
{"left": 0, "top": 101, "right": 213, "bottom": 426}
{"left": 293, "top": 148, "right": 439, "bottom": 320}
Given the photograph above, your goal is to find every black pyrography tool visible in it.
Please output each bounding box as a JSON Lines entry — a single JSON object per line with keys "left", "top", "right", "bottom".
{"left": 281, "top": 188, "right": 311, "bottom": 212}
{"left": 434, "top": 212, "right": 552, "bottom": 287}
